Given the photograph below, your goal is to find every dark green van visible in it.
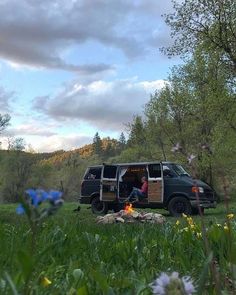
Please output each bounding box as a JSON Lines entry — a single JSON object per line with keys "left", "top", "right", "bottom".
{"left": 79, "top": 161, "right": 217, "bottom": 216}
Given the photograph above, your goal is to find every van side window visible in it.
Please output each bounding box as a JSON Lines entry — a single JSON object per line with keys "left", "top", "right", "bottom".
{"left": 148, "top": 164, "right": 161, "bottom": 178}
{"left": 103, "top": 165, "right": 117, "bottom": 179}
{"left": 84, "top": 167, "right": 102, "bottom": 180}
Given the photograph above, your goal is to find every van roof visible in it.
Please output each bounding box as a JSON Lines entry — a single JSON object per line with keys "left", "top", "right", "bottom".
{"left": 88, "top": 161, "right": 174, "bottom": 168}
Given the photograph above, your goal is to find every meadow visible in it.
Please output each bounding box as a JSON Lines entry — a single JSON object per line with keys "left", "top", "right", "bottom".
{"left": 0, "top": 201, "right": 236, "bottom": 294}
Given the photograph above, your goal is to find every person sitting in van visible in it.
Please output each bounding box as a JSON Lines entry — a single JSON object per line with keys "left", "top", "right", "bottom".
{"left": 126, "top": 176, "right": 148, "bottom": 202}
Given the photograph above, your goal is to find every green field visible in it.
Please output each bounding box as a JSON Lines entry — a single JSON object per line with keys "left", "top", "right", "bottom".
{"left": 1, "top": 202, "right": 236, "bottom": 294}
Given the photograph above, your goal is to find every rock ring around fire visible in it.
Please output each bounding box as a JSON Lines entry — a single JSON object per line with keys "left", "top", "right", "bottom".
{"left": 96, "top": 209, "right": 166, "bottom": 224}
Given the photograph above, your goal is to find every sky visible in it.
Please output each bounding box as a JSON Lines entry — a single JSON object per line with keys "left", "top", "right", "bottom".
{"left": 0, "top": 0, "right": 181, "bottom": 152}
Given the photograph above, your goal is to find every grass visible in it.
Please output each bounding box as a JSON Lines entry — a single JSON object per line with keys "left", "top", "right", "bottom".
{"left": 0, "top": 201, "right": 236, "bottom": 294}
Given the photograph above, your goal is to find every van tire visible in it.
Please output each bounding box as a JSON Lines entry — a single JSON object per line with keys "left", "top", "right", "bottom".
{"left": 168, "top": 196, "right": 192, "bottom": 217}
{"left": 91, "top": 196, "right": 108, "bottom": 215}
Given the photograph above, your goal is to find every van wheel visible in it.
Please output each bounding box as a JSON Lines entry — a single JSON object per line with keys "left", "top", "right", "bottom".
{"left": 91, "top": 196, "right": 108, "bottom": 215}
{"left": 168, "top": 196, "right": 192, "bottom": 217}
{"left": 192, "top": 207, "right": 205, "bottom": 215}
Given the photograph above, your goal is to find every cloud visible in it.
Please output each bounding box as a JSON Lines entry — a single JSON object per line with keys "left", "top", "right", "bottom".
{"left": 31, "top": 134, "right": 92, "bottom": 153}
{"left": 6, "top": 124, "right": 57, "bottom": 137}
{"left": 33, "top": 78, "right": 168, "bottom": 130}
{"left": 0, "top": 87, "right": 14, "bottom": 112}
{"left": 0, "top": 0, "right": 174, "bottom": 70}
{"left": 0, "top": 132, "right": 92, "bottom": 152}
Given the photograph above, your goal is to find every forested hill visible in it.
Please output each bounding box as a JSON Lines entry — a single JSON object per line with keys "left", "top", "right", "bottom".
{"left": 40, "top": 137, "right": 120, "bottom": 166}
{"left": 0, "top": 135, "right": 126, "bottom": 203}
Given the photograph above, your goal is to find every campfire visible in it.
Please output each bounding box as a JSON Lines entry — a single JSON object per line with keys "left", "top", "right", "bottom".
{"left": 124, "top": 203, "right": 134, "bottom": 214}
{"left": 96, "top": 204, "right": 165, "bottom": 224}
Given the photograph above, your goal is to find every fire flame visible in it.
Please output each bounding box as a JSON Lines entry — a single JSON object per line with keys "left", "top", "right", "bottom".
{"left": 124, "top": 203, "right": 134, "bottom": 214}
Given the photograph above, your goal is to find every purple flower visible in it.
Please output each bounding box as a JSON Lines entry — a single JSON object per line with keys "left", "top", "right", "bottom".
{"left": 182, "top": 276, "right": 196, "bottom": 294}
{"left": 150, "top": 272, "right": 196, "bottom": 294}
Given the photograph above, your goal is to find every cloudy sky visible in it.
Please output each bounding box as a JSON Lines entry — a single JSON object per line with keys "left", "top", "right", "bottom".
{"left": 0, "top": 0, "right": 180, "bottom": 152}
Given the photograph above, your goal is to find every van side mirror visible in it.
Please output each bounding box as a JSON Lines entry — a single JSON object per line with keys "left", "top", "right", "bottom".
{"left": 163, "top": 169, "right": 173, "bottom": 177}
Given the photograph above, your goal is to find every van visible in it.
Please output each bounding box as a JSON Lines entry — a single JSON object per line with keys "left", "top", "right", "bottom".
{"left": 79, "top": 162, "right": 217, "bottom": 216}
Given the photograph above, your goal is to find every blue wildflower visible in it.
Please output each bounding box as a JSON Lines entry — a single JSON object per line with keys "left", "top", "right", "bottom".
{"left": 16, "top": 204, "right": 25, "bottom": 215}
{"left": 25, "top": 189, "right": 41, "bottom": 207}
{"left": 48, "top": 190, "right": 63, "bottom": 205}
{"left": 16, "top": 189, "right": 63, "bottom": 215}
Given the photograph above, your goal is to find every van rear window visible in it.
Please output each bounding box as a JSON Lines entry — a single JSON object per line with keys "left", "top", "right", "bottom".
{"left": 84, "top": 167, "right": 102, "bottom": 180}
{"left": 103, "top": 165, "right": 117, "bottom": 179}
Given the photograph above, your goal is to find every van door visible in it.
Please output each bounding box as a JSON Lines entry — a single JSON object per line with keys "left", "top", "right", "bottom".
{"left": 101, "top": 165, "right": 118, "bottom": 202}
{"left": 147, "top": 163, "right": 163, "bottom": 203}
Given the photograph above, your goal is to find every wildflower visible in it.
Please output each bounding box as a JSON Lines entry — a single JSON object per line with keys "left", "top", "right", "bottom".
{"left": 171, "top": 143, "right": 182, "bottom": 153}
{"left": 187, "top": 154, "right": 196, "bottom": 164}
{"left": 176, "top": 220, "right": 180, "bottom": 226}
{"left": 216, "top": 224, "right": 222, "bottom": 227}
{"left": 200, "top": 143, "right": 212, "bottom": 154}
{"left": 16, "top": 204, "right": 25, "bottom": 215}
{"left": 182, "top": 213, "right": 187, "bottom": 218}
{"left": 187, "top": 217, "right": 193, "bottom": 225}
{"left": 190, "top": 224, "right": 195, "bottom": 230}
{"left": 41, "top": 276, "right": 52, "bottom": 287}
{"left": 224, "top": 224, "right": 229, "bottom": 231}
{"left": 48, "top": 190, "right": 62, "bottom": 201}
{"left": 25, "top": 189, "right": 47, "bottom": 206}
{"left": 150, "top": 272, "right": 196, "bottom": 295}
{"left": 16, "top": 189, "right": 63, "bottom": 216}
{"left": 227, "top": 213, "right": 234, "bottom": 219}
{"left": 196, "top": 232, "right": 202, "bottom": 239}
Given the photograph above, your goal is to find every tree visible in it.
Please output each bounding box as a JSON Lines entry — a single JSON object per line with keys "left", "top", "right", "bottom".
{"left": 164, "top": 0, "right": 236, "bottom": 75}
{"left": 0, "top": 114, "right": 10, "bottom": 134}
{"left": 118, "top": 132, "right": 126, "bottom": 151}
{"left": 92, "top": 132, "right": 102, "bottom": 156}
{"left": 128, "top": 115, "right": 146, "bottom": 146}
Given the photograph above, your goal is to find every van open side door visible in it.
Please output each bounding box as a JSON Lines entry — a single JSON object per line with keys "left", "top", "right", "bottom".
{"left": 147, "top": 163, "right": 163, "bottom": 203}
{"left": 101, "top": 165, "right": 118, "bottom": 202}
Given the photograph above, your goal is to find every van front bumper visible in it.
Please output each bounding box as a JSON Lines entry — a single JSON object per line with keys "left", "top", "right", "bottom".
{"left": 190, "top": 200, "right": 217, "bottom": 209}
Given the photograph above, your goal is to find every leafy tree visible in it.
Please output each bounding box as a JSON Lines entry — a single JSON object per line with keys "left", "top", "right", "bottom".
{"left": 164, "top": 0, "right": 236, "bottom": 75}
{"left": 0, "top": 151, "right": 34, "bottom": 202}
{"left": 0, "top": 114, "right": 10, "bottom": 134}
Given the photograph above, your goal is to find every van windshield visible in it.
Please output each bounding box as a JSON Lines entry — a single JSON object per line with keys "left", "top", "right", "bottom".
{"left": 167, "top": 164, "right": 190, "bottom": 176}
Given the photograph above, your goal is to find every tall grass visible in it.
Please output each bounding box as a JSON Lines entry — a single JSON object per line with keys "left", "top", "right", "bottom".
{"left": 0, "top": 203, "right": 236, "bottom": 294}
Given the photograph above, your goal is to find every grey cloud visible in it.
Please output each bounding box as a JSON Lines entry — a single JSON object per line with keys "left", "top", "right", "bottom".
{"left": 0, "top": 0, "right": 174, "bottom": 69}
{"left": 33, "top": 79, "right": 166, "bottom": 130}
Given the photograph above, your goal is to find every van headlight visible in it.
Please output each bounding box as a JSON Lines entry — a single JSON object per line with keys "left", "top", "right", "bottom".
{"left": 192, "top": 186, "right": 204, "bottom": 193}
{"left": 199, "top": 187, "right": 204, "bottom": 193}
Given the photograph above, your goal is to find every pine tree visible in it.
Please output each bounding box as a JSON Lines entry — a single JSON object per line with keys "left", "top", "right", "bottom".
{"left": 118, "top": 132, "right": 126, "bottom": 151}
{"left": 92, "top": 132, "right": 102, "bottom": 156}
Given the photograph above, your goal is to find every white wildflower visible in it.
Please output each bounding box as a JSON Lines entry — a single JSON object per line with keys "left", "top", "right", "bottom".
{"left": 187, "top": 154, "right": 196, "bottom": 164}
{"left": 171, "top": 143, "right": 182, "bottom": 153}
